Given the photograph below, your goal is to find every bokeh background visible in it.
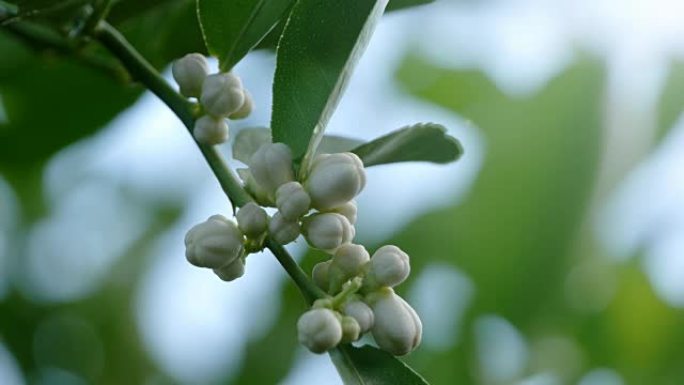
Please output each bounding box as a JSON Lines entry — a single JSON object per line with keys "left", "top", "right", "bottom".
{"left": 2, "top": 0, "right": 684, "bottom": 384}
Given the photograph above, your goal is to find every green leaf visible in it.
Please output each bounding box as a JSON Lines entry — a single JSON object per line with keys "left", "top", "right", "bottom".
{"left": 351, "top": 123, "right": 463, "bottom": 167}
{"left": 386, "top": 0, "right": 434, "bottom": 12}
{"left": 197, "top": 0, "right": 294, "bottom": 71}
{"left": 271, "top": 0, "right": 389, "bottom": 163}
{"left": 330, "top": 345, "right": 429, "bottom": 385}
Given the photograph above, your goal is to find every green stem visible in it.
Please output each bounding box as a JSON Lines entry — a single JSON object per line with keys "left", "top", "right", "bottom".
{"left": 93, "top": 21, "right": 324, "bottom": 304}
{"left": 331, "top": 277, "right": 363, "bottom": 308}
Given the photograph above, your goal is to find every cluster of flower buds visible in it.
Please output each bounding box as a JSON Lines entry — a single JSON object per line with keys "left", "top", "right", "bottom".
{"left": 298, "top": 245, "right": 421, "bottom": 356}
{"left": 182, "top": 136, "right": 421, "bottom": 355}
{"left": 172, "top": 53, "right": 254, "bottom": 145}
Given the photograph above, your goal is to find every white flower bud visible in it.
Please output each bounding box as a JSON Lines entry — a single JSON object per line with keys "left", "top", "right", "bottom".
{"left": 341, "top": 316, "right": 361, "bottom": 343}
{"left": 268, "top": 212, "right": 300, "bottom": 245}
{"left": 237, "top": 168, "right": 273, "bottom": 206}
{"left": 368, "top": 245, "right": 410, "bottom": 288}
{"left": 367, "top": 288, "right": 422, "bottom": 356}
{"left": 276, "top": 182, "right": 311, "bottom": 221}
{"left": 312, "top": 260, "right": 331, "bottom": 291}
{"left": 193, "top": 115, "right": 229, "bottom": 145}
{"left": 236, "top": 202, "right": 268, "bottom": 238}
{"left": 343, "top": 299, "right": 374, "bottom": 333}
{"left": 172, "top": 53, "right": 208, "bottom": 98}
{"left": 302, "top": 213, "right": 354, "bottom": 252}
{"left": 330, "top": 244, "right": 369, "bottom": 281}
{"left": 229, "top": 89, "right": 254, "bottom": 120}
{"left": 332, "top": 200, "right": 357, "bottom": 224}
{"left": 305, "top": 153, "right": 366, "bottom": 210}
{"left": 213, "top": 258, "right": 245, "bottom": 281}
{"left": 184, "top": 215, "right": 244, "bottom": 268}
{"left": 248, "top": 143, "right": 295, "bottom": 199}
{"left": 201, "top": 73, "right": 245, "bottom": 117}
{"left": 297, "top": 308, "right": 343, "bottom": 354}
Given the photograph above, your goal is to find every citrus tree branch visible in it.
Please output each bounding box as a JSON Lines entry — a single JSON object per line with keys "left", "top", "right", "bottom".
{"left": 93, "top": 20, "right": 325, "bottom": 304}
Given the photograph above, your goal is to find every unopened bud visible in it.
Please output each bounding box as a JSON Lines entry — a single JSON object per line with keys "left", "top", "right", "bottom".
{"left": 343, "top": 299, "right": 374, "bottom": 333}
{"left": 248, "top": 143, "right": 295, "bottom": 199}
{"left": 367, "top": 245, "right": 410, "bottom": 288}
{"left": 201, "top": 73, "right": 245, "bottom": 117}
{"left": 237, "top": 168, "right": 273, "bottom": 206}
{"left": 304, "top": 153, "right": 366, "bottom": 210}
{"left": 367, "top": 288, "right": 422, "bottom": 356}
{"left": 332, "top": 200, "right": 358, "bottom": 225}
{"left": 302, "top": 213, "right": 354, "bottom": 252}
{"left": 268, "top": 212, "right": 300, "bottom": 245}
{"left": 172, "top": 53, "right": 208, "bottom": 98}
{"left": 213, "top": 258, "right": 245, "bottom": 281}
{"left": 297, "top": 308, "right": 343, "bottom": 354}
{"left": 312, "top": 260, "right": 331, "bottom": 291}
{"left": 236, "top": 202, "right": 268, "bottom": 238}
{"left": 276, "top": 182, "right": 311, "bottom": 221}
{"left": 193, "top": 115, "right": 229, "bottom": 145}
{"left": 330, "top": 244, "right": 369, "bottom": 281}
{"left": 340, "top": 316, "right": 361, "bottom": 343}
{"left": 229, "top": 89, "right": 254, "bottom": 120}
{"left": 184, "top": 215, "right": 244, "bottom": 268}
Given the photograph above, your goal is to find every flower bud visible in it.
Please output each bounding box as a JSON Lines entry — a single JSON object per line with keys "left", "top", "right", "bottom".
{"left": 248, "top": 143, "right": 295, "bottom": 199}
{"left": 297, "top": 308, "right": 343, "bottom": 354}
{"left": 172, "top": 53, "right": 208, "bottom": 98}
{"left": 193, "top": 115, "right": 229, "bottom": 145}
{"left": 332, "top": 200, "right": 357, "bottom": 225}
{"left": 367, "top": 245, "right": 410, "bottom": 288}
{"left": 184, "top": 215, "right": 244, "bottom": 268}
{"left": 340, "top": 316, "right": 361, "bottom": 343}
{"left": 367, "top": 288, "right": 422, "bottom": 356}
{"left": 330, "top": 244, "right": 369, "bottom": 281}
{"left": 276, "top": 182, "right": 311, "bottom": 221}
{"left": 229, "top": 89, "right": 254, "bottom": 120}
{"left": 201, "top": 73, "right": 245, "bottom": 117}
{"left": 302, "top": 213, "right": 354, "bottom": 252}
{"left": 236, "top": 202, "right": 268, "bottom": 238}
{"left": 268, "top": 212, "right": 300, "bottom": 245}
{"left": 213, "top": 258, "right": 245, "bottom": 281}
{"left": 312, "top": 260, "right": 331, "bottom": 291}
{"left": 305, "top": 153, "right": 366, "bottom": 210}
{"left": 343, "top": 299, "right": 374, "bottom": 333}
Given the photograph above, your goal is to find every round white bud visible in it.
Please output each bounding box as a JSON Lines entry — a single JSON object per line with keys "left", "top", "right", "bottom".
{"left": 302, "top": 213, "right": 354, "bottom": 252}
{"left": 193, "top": 115, "right": 229, "bottom": 145}
{"left": 248, "top": 143, "right": 295, "bottom": 200}
{"left": 229, "top": 89, "right": 254, "bottom": 120}
{"left": 276, "top": 182, "right": 311, "bottom": 221}
{"left": 184, "top": 215, "right": 244, "bottom": 268}
{"left": 236, "top": 202, "right": 268, "bottom": 238}
{"left": 343, "top": 299, "right": 374, "bottom": 333}
{"left": 172, "top": 53, "right": 208, "bottom": 98}
{"left": 304, "top": 153, "right": 366, "bottom": 210}
{"left": 268, "top": 212, "right": 300, "bottom": 245}
{"left": 367, "top": 288, "right": 422, "bottom": 356}
{"left": 332, "top": 200, "right": 358, "bottom": 225}
{"left": 341, "top": 316, "right": 361, "bottom": 343}
{"left": 297, "top": 308, "right": 343, "bottom": 354}
{"left": 368, "top": 245, "right": 410, "bottom": 288}
{"left": 312, "top": 260, "right": 331, "bottom": 291}
{"left": 200, "top": 73, "right": 245, "bottom": 117}
{"left": 213, "top": 258, "right": 245, "bottom": 281}
{"left": 330, "top": 244, "right": 369, "bottom": 280}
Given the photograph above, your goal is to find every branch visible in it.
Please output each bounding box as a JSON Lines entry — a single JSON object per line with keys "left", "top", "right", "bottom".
{"left": 93, "top": 21, "right": 325, "bottom": 303}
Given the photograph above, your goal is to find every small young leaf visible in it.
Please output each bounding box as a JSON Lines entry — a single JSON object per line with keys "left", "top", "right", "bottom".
{"left": 351, "top": 123, "right": 463, "bottom": 167}
{"left": 196, "top": 0, "right": 293, "bottom": 71}
{"left": 330, "top": 345, "right": 429, "bottom": 385}
{"left": 271, "top": 0, "right": 389, "bottom": 163}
